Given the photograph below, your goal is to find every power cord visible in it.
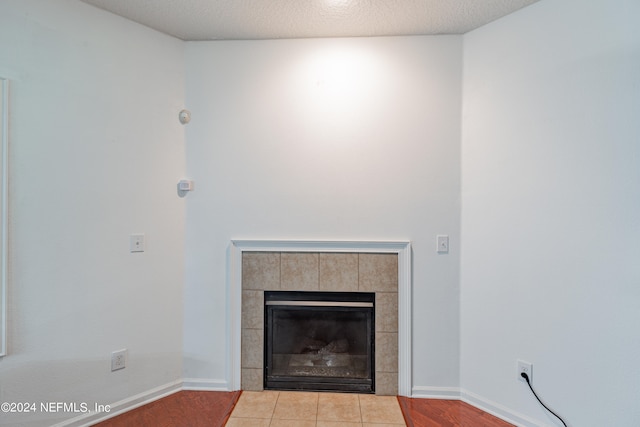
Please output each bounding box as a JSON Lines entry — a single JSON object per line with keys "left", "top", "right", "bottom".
{"left": 521, "top": 373, "right": 567, "bottom": 427}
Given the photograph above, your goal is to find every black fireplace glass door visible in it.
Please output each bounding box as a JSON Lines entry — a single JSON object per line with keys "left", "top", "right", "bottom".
{"left": 264, "top": 291, "right": 374, "bottom": 393}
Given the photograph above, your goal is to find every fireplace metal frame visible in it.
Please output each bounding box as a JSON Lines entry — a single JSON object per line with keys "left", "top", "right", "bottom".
{"left": 264, "top": 291, "right": 375, "bottom": 393}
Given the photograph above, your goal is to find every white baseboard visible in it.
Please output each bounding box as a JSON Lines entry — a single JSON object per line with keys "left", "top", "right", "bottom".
{"left": 182, "top": 378, "right": 230, "bottom": 391}
{"left": 410, "top": 386, "right": 546, "bottom": 427}
{"left": 459, "top": 388, "right": 546, "bottom": 427}
{"left": 411, "top": 385, "right": 461, "bottom": 399}
{"left": 52, "top": 380, "right": 183, "bottom": 427}
{"left": 54, "top": 380, "right": 545, "bottom": 427}
{"left": 51, "top": 378, "right": 231, "bottom": 427}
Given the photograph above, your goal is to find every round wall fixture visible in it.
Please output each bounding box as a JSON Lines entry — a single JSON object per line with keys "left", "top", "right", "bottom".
{"left": 179, "top": 109, "right": 191, "bottom": 124}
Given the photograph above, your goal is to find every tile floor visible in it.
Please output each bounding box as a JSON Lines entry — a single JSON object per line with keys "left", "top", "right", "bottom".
{"left": 225, "top": 391, "right": 406, "bottom": 427}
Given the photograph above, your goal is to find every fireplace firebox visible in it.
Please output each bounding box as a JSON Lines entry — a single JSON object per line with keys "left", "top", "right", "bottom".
{"left": 264, "top": 291, "right": 375, "bottom": 393}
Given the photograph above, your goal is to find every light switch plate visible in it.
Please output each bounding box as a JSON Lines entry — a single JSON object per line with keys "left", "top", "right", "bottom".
{"left": 437, "top": 235, "right": 449, "bottom": 253}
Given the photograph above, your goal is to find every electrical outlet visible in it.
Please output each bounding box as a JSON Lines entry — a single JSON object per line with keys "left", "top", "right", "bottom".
{"left": 517, "top": 359, "right": 533, "bottom": 382}
{"left": 111, "top": 349, "right": 127, "bottom": 371}
{"left": 130, "top": 234, "right": 145, "bottom": 253}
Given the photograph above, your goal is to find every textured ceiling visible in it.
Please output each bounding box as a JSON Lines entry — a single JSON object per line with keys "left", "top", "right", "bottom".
{"left": 80, "top": 0, "right": 540, "bottom": 41}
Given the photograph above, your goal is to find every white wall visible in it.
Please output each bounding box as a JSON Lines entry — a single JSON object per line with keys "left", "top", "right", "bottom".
{"left": 183, "top": 36, "right": 462, "bottom": 392}
{"left": 0, "top": 1, "right": 186, "bottom": 425}
{"left": 461, "top": 0, "right": 640, "bottom": 425}
{"left": 7, "top": 0, "right": 638, "bottom": 425}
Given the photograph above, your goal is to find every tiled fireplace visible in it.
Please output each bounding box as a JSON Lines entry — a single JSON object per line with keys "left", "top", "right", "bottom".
{"left": 229, "top": 240, "right": 412, "bottom": 397}
{"left": 237, "top": 247, "right": 404, "bottom": 396}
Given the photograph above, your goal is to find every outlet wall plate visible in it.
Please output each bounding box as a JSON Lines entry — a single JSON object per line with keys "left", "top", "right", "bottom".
{"left": 130, "top": 234, "right": 145, "bottom": 253}
{"left": 517, "top": 359, "right": 533, "bottom": 383}
{"left": 111, "top": 349, "right": 127, "bottom": 371}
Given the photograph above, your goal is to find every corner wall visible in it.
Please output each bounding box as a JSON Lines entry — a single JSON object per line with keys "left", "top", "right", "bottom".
{"left": 0, "top": 1, "right": 186, "bottom": 425}
{"left": 461, "top": 0, "right": 640, "bottom": 425}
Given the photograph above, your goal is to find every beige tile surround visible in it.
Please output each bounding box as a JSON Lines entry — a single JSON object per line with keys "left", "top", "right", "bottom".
{"left": 241, "top": 252, "right": 399, "bottom": 396}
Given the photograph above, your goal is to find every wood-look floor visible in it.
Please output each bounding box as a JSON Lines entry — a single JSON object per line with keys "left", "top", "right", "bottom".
{"left": 397, "top": 396, "right": 514, "bottom": 427}
{"left": 93, "top": 390, "right": 241, "bottom": 427}
{"left": 93, "top": 391, "right": 514, "bottom": 427}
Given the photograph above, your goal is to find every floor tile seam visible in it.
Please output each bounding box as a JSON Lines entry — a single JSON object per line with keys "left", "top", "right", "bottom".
{"left": 270, "top": 391, "right": 321, "bottom": 424}
{"left": 270, "top": 390, "right": 281, "bottom": 421}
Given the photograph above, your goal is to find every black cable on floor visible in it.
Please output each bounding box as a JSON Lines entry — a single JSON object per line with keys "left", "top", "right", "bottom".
{"left": 521, "top": 373, "right": 567, "bottom": 427}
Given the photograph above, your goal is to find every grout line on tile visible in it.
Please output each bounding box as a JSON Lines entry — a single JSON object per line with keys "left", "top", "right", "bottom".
{"left": 357, "top": 253, "right": 361, "bottom": 291}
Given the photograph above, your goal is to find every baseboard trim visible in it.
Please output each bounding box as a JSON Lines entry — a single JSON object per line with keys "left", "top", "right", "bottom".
{"left": 411, "top": 385, "right": 461, "bottom": 399}
{"left": 51, "top": 378, "right": 231, "bottom": 426}
{"left": 54, "top": 380, "right": 546, "bottom": 427}
{"left": 52, "top": 379, "right": 183, "bottom": 427}
{"left": 459, "top": 388, "right": 545, "bottom": 427}
{"left": 182, "top": 378, "right": 229, "bottom": 391}
{"left": 410, "top": 386, "right": 546, "bottom": 427}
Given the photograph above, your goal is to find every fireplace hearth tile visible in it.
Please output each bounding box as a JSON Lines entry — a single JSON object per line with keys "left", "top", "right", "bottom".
{"left": 276, "top": 391, "right": 319, "bottom": 404}
{"left": 271, "top": 420, "right": 316, "bottom": 427}
{"left": 228, "top": 391, "right": 407, "bottom": 426}
{"left": 316, "top": 422, "right": 362, "bottom": 427}
{"left": 359, "top": 394, "right": 406, "bottom": 424}
{"left": 225, "top": 418, "right": 272, "bottom": 426}
{"left": 317, "top": 393, "right": 361, "bottom": 423}
{"left": 228, "top": 391, "right": 278, "bottom": 419}
{"left": 319, "top": 392, "right": 360, "bottom": 405}
{"left": 273, "top": 391, "right": 318, "bottom": 421}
